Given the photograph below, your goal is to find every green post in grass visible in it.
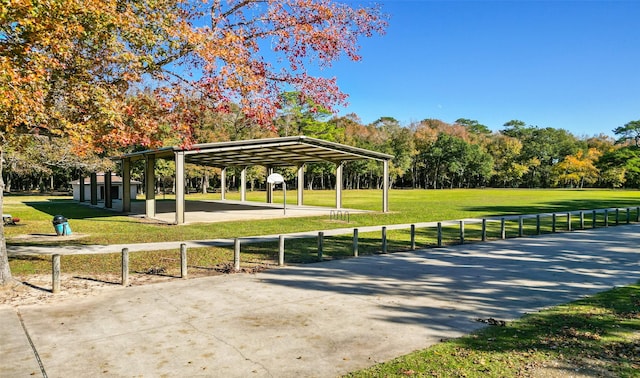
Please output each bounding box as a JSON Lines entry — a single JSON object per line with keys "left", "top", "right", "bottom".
{"left": 459, "top": 221, "right": 464, "bottom": 244}
{"left": 579, "top": 211, "right": 584, "bottom": 230}
{"left": 437, "top": 222, "right": 442, "bottom": 247}
{"left": 536, "top": 214, "right": 541, "bottom": 235}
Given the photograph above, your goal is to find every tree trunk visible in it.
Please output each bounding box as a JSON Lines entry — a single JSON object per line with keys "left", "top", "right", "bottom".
{"left": 0, "top": 148, "right": 14, "bottom": 285}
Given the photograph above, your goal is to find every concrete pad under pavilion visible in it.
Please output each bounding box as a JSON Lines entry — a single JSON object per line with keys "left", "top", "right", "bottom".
{"left": 99, "top": 136, "right": 393, "bottom": 224}
{"left": 125, "top": 199, "right": 370, "bottom": 224}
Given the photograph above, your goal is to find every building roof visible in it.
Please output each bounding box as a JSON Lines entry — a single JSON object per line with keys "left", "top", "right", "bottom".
{"left": 116, "top": 136, "right": 393, "bottom": 168}
{"left": 70, "top": 173, "right": 142, "bottom": 185}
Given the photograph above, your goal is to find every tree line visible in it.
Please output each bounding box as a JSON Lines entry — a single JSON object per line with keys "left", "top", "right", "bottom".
{"left": 5, "top": 96, "right": 640, "bottom": 193}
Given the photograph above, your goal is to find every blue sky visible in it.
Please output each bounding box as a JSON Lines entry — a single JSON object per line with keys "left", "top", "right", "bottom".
{"left": 318, "top": 0, "right": 640, "bottom": 136}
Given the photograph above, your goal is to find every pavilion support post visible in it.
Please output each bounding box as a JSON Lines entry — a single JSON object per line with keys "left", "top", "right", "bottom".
{"left": 297, "top": 164, "right": 304, "bottom": 206}
{"left": 220, "top": 167, "right": 227, "bottom": 200}
{"left": 383, "top": 159, "right": 390, "bottom": 213}
{"left": 122, "top": 158, "right": 131, "bottom": 213}
{"left": 240, "top": 166, "right": 247, "bottom": 202}
{"left": 90, "top": 172, "right": 98, "bottom": 205}
{"left": 175, "top": 151, "right": 186, "bottom": 224}
{"left": 266, "top": 166, "right": 273, "bottom": 203}
{"left": 78, "top": 174, "right": 85, "bottom": 202}
{"left": 145, "top": 155, "right": 156, "bottom": 219}
{"left": 104, "top": 171, "right": 112, "bottom": 209}
{"left": 335, "top": 162, "right": 343, "bottom": 209}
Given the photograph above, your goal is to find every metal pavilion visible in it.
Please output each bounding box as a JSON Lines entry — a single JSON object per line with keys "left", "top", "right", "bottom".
{"left": 80, "top": 136, "right": 393, "bottom": 224}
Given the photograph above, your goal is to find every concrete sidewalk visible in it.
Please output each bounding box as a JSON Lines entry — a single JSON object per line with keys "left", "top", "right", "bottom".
{"left": 2, "top": 224, "right": 640, "bottom": 377}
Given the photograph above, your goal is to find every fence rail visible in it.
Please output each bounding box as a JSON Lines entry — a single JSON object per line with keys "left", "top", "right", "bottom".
{"left": 37, "top": 206, "right": 640, "bottom": 293}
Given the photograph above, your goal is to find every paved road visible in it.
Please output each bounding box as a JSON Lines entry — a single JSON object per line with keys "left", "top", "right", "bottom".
{"left": 2, "top": 224, "right": 640, "bottom": 377}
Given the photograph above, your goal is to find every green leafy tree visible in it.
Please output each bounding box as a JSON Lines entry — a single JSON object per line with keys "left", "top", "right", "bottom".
{"left": 0, "top": 0, "right": 387, "bottom": 285}
{"left": 598, "top": 147, "right": 640, "bottom": 188}
{"left": 613, "top": 120, "right": 640, "bottom": 146}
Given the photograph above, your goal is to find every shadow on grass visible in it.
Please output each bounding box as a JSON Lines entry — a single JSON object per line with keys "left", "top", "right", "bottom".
{"left": 464, "top": 197, "right": 640, "bottom": 217}
{"left": 23, "top": 199, "right": 123, "bottom": 220}
{"left": 441, "top": 284, "right": 640, "bottom": 376}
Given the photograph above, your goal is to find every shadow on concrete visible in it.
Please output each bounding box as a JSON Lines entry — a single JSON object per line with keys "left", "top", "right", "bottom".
{"left": 258, "top": 225, "right": 640, "bottom": 327}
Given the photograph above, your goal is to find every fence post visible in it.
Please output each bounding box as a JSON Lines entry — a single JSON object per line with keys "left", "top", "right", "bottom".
{"left": 518, "top": 216, "right": 523, "bottom": 237}
{"left": 278, "top": 235, "right": 285, "bottom": 266}
{"left": 536, "top": 214, "right": 541, "bottom": 235}
{"left": 410, "top": 224, "right": 416, "bottom": 250}
{"left": 459, "top": 221, "right": 465, "bottom": 244}
{"left": 500, "top": 218, "right": 506, "bottom": 240}
{"left": 121, "top": 248, "right": 129, "bottom": 286}
{"left": 437, "top": 222, "right": 442, "bottom": 247}
{"left": 353, "top": 229, "right": 359, "bottom": 257}
{"left": 626, "top": 208, "right": 631, "bottom": 224}
{"left": 604, "top": 210, "right": 609, "bottom": 227}
{"left": 579, "top": 211, "right": 584, "bottom": 230}
{"left": 381, "top": 226, "right": 387, "bottom": 253}
{"left": 52, "top": 254, "right": 61, "bottom": 294}
{"left": 481, "top": 219, "right": 487, "bottom": 241}
{"left": 636, "top": 207, "right": 640, "bottom": 222}
{"left": 234, "top": 238, "right": 241, "bottom": 271}
{"left": 567, "top": 213, "right": 572, "bottom": 232}
{"left": 180, "top": 244, "right": 187, "bottom": 279}
{"left": 317, "top": 232, "right": 324, "bottom": 261}
{"left": 615, "top": 208, "right": 620, "bottom": 225}
{"left": 592, "top": 210, "right": 597, "bottom": 228}
{"left": 552, "top": 213, "right": 557, "bottom": 233}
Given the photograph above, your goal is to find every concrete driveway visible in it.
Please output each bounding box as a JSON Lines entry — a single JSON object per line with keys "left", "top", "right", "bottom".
{"left": 2, "top": 224, "right": 640, "bottom": 377}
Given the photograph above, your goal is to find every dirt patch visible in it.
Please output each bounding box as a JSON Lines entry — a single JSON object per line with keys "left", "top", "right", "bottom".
{"left": 0, "top": 264, "right": 270, "bottom": 307}
{"left": 0, "top": 273, "right": 170, "bottom": 306}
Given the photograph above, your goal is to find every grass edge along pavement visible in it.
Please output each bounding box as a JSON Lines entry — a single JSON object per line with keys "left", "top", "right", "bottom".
{"left": 345, "top": 282, "right": 640, "bottom": 378}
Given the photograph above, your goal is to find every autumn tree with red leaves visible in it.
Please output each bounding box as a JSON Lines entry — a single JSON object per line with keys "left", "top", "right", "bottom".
{"left": 0, "top": 0, "right": 387, "bottom": 285}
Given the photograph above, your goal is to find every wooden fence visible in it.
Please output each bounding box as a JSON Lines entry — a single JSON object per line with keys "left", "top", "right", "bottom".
{"left": 48, "top": 206, "right": 640, "bottom": 293}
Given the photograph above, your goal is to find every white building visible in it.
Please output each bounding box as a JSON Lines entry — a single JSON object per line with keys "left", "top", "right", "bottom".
{"left": 70, "top": 173, "right": 140, "bottom": 202}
